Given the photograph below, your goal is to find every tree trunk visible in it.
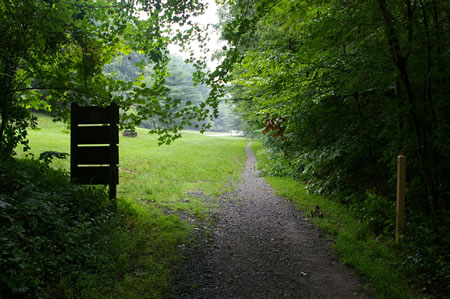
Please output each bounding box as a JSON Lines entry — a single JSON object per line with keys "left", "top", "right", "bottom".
{"left": 0, "top": 72, "right": 12, "bottom": 154}
{"left": 419, "top": 0, "right": 437, "bottom": 122}
{"left": 377, "top": 0, "right": 439, "bottom": 213}
{"left": 0, "top": 101, "right": 7, "bottom": 151}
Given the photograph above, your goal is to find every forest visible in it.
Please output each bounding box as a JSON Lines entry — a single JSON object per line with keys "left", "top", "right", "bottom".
{"left": 1, "top": 0, "right": 449, "bottom": 297}
{"left": 216, "top": 0, "right": 449, "bottom": 294}
{"left": 220, "top": 0, "right": 450, "bottom": 294}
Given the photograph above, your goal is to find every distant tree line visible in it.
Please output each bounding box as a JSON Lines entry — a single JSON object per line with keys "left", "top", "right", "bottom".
{"left": 104, "top": 52, "right": 242, "bottom": 132}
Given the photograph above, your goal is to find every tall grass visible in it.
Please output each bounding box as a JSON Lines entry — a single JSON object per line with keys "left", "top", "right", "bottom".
{"left": 14, "top": 113, "right": 248, "bottom": 297}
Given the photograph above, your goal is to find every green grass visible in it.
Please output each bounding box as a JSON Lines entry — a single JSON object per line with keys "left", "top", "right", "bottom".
{"left": 14, "top": 115, "right": 415, "bottom": 298}
{"left": 14, "top": 113, "right": 248, "bottom": 298}
{"left": 251, "top": 141, "right": 413, "bottom": 299}
{"left": 117, "top": 129, "right": 247, "bottom": 214}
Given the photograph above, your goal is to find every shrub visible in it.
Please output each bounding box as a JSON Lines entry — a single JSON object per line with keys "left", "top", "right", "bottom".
{"left": 360, "top": 191, "right": 396, "bottom": 235}
{"left": 0, "top": 158, "right": 119, "bottom": 296}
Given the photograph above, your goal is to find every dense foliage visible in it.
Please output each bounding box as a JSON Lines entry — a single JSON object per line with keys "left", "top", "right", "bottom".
{"left": 215, "top": 0, "right": 449, "bottom": 295}
{"left": 0, "top": 158, "right": 129, "bottom": 297}
{"left": 0, "top": 0, "right": 216, "bottom": 156}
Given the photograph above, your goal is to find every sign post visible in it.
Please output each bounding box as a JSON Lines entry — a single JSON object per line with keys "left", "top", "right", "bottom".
{"left": 71, "top": 102, "right": 119, "bottom": 201}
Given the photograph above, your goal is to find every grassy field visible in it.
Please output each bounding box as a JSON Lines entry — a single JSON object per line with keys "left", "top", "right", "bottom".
{"left": 18, "top": 113, "right": 248, "bottom": 204}
{"left": 15, "top": 113, "right": 249, "bottom": 297}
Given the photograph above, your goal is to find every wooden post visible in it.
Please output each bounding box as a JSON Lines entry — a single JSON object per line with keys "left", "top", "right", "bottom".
{"left": 109, "top": 102, "right": 119, "bottom": 202}
{"left": 70, "top": 103, "right": 78, "bottom": 183}
{"left": 396, "top": 155, "right": 406, "bottom": 244}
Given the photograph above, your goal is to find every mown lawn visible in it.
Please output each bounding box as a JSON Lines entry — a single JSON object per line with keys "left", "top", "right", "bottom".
{"left": 14, "top": 113, "right": 248, "bottom": 298}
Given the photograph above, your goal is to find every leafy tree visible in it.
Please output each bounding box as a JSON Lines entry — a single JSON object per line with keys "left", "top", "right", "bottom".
{"left": 214, "top": 0, "right": 449, "bottom": 293}
{"left": 110, "top": 53, "right": 212, "bottom": 130}
{"left": 216, "top": 0, "right": 449, "bottom": 213}
{"left": 103, "top": 51, "right": 144, "bottom": 83}
{"left": 0, "top": 0, "right": 214, "bottom": 156}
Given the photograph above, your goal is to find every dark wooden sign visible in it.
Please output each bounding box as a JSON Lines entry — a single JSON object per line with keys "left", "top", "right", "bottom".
{"left": 70, "top": 102, "right": 119, "bottom": 199}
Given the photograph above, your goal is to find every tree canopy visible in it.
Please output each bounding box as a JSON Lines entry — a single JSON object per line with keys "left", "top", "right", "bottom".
{"left": 213, "top": 0, "right": 449, "bottom": 291}
{"left": 0, "top": 0, "right": 215, "bottom": 156}
{"left": 215, "top": 0, "right": 449, "bottom": 214}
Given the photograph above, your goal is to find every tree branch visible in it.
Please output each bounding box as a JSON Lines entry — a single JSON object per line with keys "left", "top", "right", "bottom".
{"left": 62, "top": 0, "right": 131, "bottom": 10}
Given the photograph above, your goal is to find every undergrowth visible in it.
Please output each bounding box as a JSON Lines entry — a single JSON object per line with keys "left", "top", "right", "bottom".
{"left": 0, "top": 156, "right": 196, "bottom": 299}
{"left": 0, "top": 158, "right": 128, "bottom": 296}
{"left": 0, "top": 157, "right": 193, "bottom": 298}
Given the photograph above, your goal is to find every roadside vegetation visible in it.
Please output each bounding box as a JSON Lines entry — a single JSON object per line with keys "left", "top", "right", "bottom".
{"left": 217, "top": 0, "right": 449, "bottom": 296}
{"left": 1, "top": 114, "right": 247, "bottom": 297}
{"left": 251, "top": 141, "right": 448, "bottom": 297}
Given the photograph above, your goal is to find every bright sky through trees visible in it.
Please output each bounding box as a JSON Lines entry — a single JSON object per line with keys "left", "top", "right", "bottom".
{"left": 169, "top": 0, "right": 224, "bottom": 69}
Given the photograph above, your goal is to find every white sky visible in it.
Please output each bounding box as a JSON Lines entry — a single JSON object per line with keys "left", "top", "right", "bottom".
{"left": 168, "top": 0, "right": 225, "bottom": 69}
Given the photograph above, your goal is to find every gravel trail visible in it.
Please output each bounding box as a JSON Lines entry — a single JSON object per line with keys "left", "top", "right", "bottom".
{"left": 173, "top": 142, "right": 370, "bottom": 298}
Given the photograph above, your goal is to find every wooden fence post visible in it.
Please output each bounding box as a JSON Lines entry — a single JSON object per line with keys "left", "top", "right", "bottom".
{"left": 70, "top": 103, "right": 78, "bottom": 184}
{"left": 396, "top": 155, "right": 406, "bottom": 244}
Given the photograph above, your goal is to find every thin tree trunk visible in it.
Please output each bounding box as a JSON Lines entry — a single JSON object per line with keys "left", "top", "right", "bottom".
{"left": 0, "top": 71, "right": 12, "bottom": 154}
{"left": 419, "top": 0, "right": 437, "bottom": 122}
{"left": 377, "top": 0, "right": 438, "bottom": 213}
{"left": 0, "top": 101, "right": 7, "bottom": 150}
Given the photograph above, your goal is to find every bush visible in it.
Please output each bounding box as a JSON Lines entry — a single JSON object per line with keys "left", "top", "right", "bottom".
{"left": 256, "top": 149, "right": 294, "bottom": 177}
{"left": 400, "top": 212, "right": 450, "bottom": 296}
{"left": 0, "top": 158, "right": 120, "bottom": 297}
{"left": 360, "top": 191, "right": 396, "bottom": 235}
{"left": 253, "top": 136, "right": 298, "bottom": 178}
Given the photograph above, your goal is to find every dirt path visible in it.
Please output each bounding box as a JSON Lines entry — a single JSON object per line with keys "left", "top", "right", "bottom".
{"left": 173, "top": 143, "right": 370, "bottom": 298}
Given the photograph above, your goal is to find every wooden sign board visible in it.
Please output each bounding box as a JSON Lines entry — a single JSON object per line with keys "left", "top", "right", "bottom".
{"left": 70, "top": 102, "right": 119, "bottom": 199}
